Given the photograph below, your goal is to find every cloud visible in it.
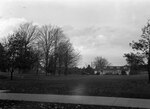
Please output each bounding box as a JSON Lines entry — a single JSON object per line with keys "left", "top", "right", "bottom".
{"left": 0, "top": 17, "right": 27, "bottom": 39}
{"left": 64, "top": 25, "right": 140, "bottom": 67}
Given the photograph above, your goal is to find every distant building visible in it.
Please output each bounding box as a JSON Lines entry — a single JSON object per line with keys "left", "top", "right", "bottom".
{"left": 95, "top": 66, "right": 130, "bottom": 75}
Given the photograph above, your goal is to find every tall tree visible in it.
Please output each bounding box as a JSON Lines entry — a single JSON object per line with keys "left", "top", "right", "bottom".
{"left": 2, "top": 22, "right": 38, "bottom": 80}
{"left": 6, "top": 33, "right": 20, "bottom": 80}
{"left": 7, "top": 32, "right": 38, "bottom": 74}
{"left": 130, "top": 21, "right": 150, "bottom": 82}
{"left": 15, "top": 23, "right": 38, "bottom": 73}
{"left": 93, "top": 56, "right": 111, "bottom": 72}
{"left": 38, "top": 25, "right": 65, "bottom": 75}
{"left": 38, "top": 25, "right": 54, "bottom": 75}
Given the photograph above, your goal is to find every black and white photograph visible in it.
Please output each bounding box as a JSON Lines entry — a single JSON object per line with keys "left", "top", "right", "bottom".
{"left": 0, "top": 0, "right": 150, "bottom": 108}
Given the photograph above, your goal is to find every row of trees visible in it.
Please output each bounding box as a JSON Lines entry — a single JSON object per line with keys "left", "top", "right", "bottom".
{"left": 0, "top": 23, "right": 80, "bottom": 79}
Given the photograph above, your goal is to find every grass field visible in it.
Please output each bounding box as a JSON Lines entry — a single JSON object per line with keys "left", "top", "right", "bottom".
{"left": 0, "top": 74, "right": 150, "bottom": 99}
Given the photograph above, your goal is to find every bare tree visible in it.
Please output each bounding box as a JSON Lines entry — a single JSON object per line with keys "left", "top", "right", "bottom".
{"left": 93, "top": 56, "right": 111, "bottom": 71}
{"left": 37, "top": 25, "right": 65, "bottom": 75}
{"left": 17, "top": 22, "right": 38, "bottom": 48}
{"left": 17, "top": 23, "right": 38, "bottom": 73}
{"left": 57, "top": 40, "right": 80, "bottom": 75}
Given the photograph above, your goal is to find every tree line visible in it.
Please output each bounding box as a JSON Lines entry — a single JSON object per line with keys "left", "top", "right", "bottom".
{"left": 0, "top": 23, "right": 80, "bottom": 79}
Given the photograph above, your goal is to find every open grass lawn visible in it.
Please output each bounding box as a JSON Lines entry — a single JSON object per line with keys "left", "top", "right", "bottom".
{"left": 0, "top": 74, "right": 150, "bottom": 99}
{"left": 0, "top": 100, "right": 144, "bottom": 109}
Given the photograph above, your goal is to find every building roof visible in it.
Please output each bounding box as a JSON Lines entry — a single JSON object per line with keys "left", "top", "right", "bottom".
{"left": 103, "top": 66, "right": 129, "bottom": 70}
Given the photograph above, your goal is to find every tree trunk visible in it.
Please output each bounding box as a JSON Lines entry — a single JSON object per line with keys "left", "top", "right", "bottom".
{"left": 36, "top": 42, "right": 39, "bottom": 77}
{"left": 58, "top": 58, "right": 62, "bottom": 76}
{"left": 45, "top": 52, "right": 48, "bottom": 76}
{"left": 148, "top": 58, "right": 150, "bottom": 83}
{"left": 54, "top": 35, "right": 58, "bottom": 76}
{"left": 148, "top": 39, "right": 150, "bottom": 83}
{"left": 54, "top": 55, "right": 57, "bottom": 75}
{"left": 64, "top": 64, "right": 68, "bottom": 76}
{"left": 10, "top": 68, "right": 14, "bottom": 80}
{"left": 64, "top": 50, "right": 68, "bottom": 76}
{"left": 36, "top": 63, "right": 39, "bottom": 75}
{"left": 58, "top": 65, "right": 61, "bottom": 76}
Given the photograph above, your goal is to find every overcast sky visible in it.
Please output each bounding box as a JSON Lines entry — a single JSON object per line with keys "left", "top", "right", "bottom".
{"left": 0, "top": 0, "right": 150, "bottom": 67}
